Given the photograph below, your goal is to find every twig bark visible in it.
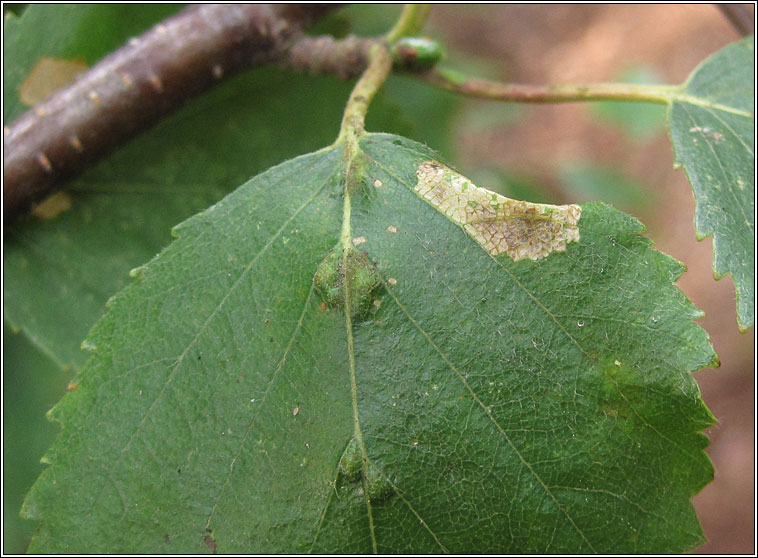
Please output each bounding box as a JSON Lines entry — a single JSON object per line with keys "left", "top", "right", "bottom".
{"left": 7, "top": 4, "right": 746, "bottom": 223}
{"left": 716, "top": 4, "right": 755, "bottom": 37}
{"left": 3, "top": 4, "right": 343, "bottom": 223}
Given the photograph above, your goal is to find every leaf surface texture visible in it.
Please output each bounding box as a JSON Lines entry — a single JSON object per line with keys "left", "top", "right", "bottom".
{"left": 668, "top": 36, "right": 755, "bottom": 329}
{"left": 25, "top": 134, "right": 717, "bottom": 554}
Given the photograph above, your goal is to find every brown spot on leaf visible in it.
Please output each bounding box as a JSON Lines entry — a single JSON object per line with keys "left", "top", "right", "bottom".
{"left": 415, "top": 161, "right": 581, "bottom": 261}
{"left": 20, "top": 57, "right": 88, "bottom": 106}
{"left": 202, "top": 533, "right": 217, "bottom": 554}
{"left": 32, "top": 191, "right": 72, "bottom": 219}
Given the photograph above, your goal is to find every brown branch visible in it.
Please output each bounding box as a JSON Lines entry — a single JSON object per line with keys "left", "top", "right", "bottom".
{"left": 17, "top": 4, "right": 740, "bottom": 225}
{"left": 3, "top": 4, "right": 345, "bottom": 223}
{"left": 285, "top": 34, "right": 373, "bottom": 80}
{"left": 716, "top": 4, "right": 755, "bottom": 37}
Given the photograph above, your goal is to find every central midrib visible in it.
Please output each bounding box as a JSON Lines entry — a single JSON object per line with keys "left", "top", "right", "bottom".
{"left": 340, "top": 147, "right": 379, "bottom": 553}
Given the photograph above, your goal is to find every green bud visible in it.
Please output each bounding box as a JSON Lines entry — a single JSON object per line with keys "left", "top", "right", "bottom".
{"left": 391, "top": 37, "right": 444, "bottom": 71}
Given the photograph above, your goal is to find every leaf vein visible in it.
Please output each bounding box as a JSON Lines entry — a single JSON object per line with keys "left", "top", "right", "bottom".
{"left": 379, "top": 275, "right": 598, "bottom": 554}
{"left": 678, "top": 103, "right": 752, "bottom": 227}
{"left": 114, "top": 166, "right": 333, "bottom": 463}
{"left": 204, "top": 282, "right": 318, "bottom": 532}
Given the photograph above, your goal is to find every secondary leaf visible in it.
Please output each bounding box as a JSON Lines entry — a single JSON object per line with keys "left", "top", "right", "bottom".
{"left": 3, "top": 4, "right": 182, "bottom": 121}
{"left": 3, "top": 4, "right": 460, "bottom": 370}
{"left": 592, "top": 66, "right": 667, "bottom": 141}
{"left": 25, "top": 134, "right": 716, "bottom": 553}
{"left": 3, "top": 324, "right": 69, "bottom": 554}
{"left": 667, "top": 36, "right": 755, "bottom": 330}
{"left": 2, "top": 68, "right": 358, "bottom": 369}
{"left": 559, "top": 162, "right": 655, "bottom": 214}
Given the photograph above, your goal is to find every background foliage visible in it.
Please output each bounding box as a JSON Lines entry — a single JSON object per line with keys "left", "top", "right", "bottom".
{"left": 3, "top": 4, "right": 754, "bottom": 554}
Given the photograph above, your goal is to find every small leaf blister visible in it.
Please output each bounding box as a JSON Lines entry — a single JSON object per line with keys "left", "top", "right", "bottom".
{"left": 314, "top": 245, "right": 381, "bottom": 317}
{"left": 338, "top": 437, "right": 362, "bottom": 482}
{"left": 337, "top": 437, "right": 394, "bottom": 503}
{"left": 363, "top": 462, "right": 393, "bottom": 503}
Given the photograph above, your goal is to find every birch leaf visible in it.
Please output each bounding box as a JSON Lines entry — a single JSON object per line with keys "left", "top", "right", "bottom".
{"left": 668, "top": 36, "right": 755, "bottom": 330}
{"left": 25, "top": 134, "right": 716, "bottom": 554}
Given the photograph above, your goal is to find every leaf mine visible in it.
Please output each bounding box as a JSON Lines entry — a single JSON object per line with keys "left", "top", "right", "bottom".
{"left": 415, "top": 161, "right": 581, "bottom": 261}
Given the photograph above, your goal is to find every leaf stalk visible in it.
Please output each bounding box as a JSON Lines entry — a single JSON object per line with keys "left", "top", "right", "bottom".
{"left": 422, "top": 68, "right": 682, "bottom": 104}
{"left": 336, "top": 44, "right": 393, "bottom": 155}
{"left": 386, "top": 4, "right": 433, "bottom": 44}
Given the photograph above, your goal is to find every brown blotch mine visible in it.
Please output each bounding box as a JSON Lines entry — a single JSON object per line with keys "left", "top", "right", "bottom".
{"left": 32, "top": 191, "right": 72, "bottom": 219}
{"left": 20, "top": 57, "right": 88, "bottom": 106}
{"left": 415, "top": 161, "right": 581, "bottom": 261}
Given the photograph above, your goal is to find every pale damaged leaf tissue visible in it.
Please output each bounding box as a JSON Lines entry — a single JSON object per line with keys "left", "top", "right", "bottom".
{"left": 415, "top": 161, "right": 581, "bottom": 261}
{"left": 22, "top": 131, "right": 716, "bottom": 554}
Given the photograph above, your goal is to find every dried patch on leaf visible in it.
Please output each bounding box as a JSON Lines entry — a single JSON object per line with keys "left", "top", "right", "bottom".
{"left": 202, "top": 532, "right": 217, "bottom": 554}
{"left": 20, "top": 57, "right": 88, "bottom": 106}
{"left": 415, "top": 161, "right": 581, "bottom": 261}
{"left": 32, "top": 191, "right": 72, "bottom": 219}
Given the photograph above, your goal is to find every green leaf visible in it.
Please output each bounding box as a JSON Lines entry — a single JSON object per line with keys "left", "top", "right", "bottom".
{"left": 558, "top": 162, "right": 655, "bottom": 214}
{"left": 2, "top": 325, "right": 69, "bottom": 554}
{"left": 3, "top": 4, "right": 182, "bottom": 122}
{"left": 2, "top": 68, "right": 354, "bottom": 369}
{"left": 667, "top": 36, "right": 755, "bottom": 330}
{"left": 592, "top": 66, "right": 667, "bottom": 141}
{"left": 25, "top": 134, "right": 716, "bottom": 553}
{"left": 3, "top": 5, "right": 461, "bottom": 370}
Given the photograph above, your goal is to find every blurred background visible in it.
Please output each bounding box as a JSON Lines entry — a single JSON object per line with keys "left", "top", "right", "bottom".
{"left": 422, "top": 5, "right": 754, "bottom": 554}
{"left": 3, "top": 4, "right": 754, "bottom": 554}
